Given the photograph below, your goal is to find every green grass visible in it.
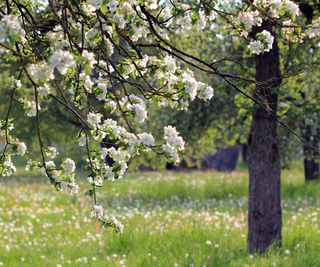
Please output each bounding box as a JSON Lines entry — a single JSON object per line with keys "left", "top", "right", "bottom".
{"left": 0, "top": 164, "right": 320, "bottom": 267}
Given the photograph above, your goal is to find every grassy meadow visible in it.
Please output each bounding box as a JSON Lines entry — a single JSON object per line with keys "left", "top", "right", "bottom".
{"left": 0, "top": 163, "right": 320, "bottom": 266}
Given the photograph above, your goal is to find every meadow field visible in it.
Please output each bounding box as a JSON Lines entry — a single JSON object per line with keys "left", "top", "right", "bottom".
{"left": 0, "top": 165, "right": 320, "bottom": 267}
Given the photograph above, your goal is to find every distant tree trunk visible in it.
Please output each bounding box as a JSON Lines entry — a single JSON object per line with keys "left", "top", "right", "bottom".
{"left": 303, "top": 126, "right": 320, "bottom": 181}
{"left": 248, "top": 21, "right": 282, "bottom": 253}
{"left": 201, "top": 145, "right": 240, "bottom": 171}
{"left": 304, "top": 155, "right": 319, "bottom": 180}
{"left": 242, "top": 144, "right": 248, "bottom": 164}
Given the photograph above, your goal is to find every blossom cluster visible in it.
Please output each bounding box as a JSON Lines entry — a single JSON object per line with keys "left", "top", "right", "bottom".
{"left": 0, "top": 109, "right": 27, "bottom": 177}
{"left": 234, "top": 0, "right": 318, "bottom": 54}
{"left": 0, "top": 14, "right": 25, "bottom": 44}
{"left": 162, "top": 126, "right": 185, "bottom": 163}
{"left": 248, "top": 30, "right": 274, "bottom": 55}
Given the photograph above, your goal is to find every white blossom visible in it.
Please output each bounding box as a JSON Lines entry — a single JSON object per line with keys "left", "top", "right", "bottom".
{"left": 87, "top": 112, "right": 102, "bottom": 125}
{"left": 25, "top": 101, "right": 40, "bottom": 117}
{"left": 1, "top": 155, "right": 16, "bottom": 176}
{"left": 17, "top": 142, "right": 27, "bottom": 156}
{"left": 249, "top": 40, "right": 264, "bottom": 54}
{"left": 46, "top": 161, "right": 55, "bottom": 169}
{"left": 82, "top": 50, "right": 97, "bottom": 69}
{"left": 108, "top": 147, "right": 129, "bottom": 163}
{"left": 163, "top": 126, "right": 185, "bottom": 163}
{"left": 0, "top": 15, "right": 25, "bottom": 43}
{"left": 91, "top": 205, "right": 104, "bottom": 219}
{"left": 50, "top": 171, "right": 59, "bottom": 182}
{"left": 120, "top": 95, "right": 148, "bottom": 123}
{"left": 198, "top": 83, "right": 214, "bottom": 101}
{"left": 164, "top": 55, "right": 177, "bottom": 74}
{"left": 37, "top": 84, "right": 51, "bottom": 97}
{"left": 131, "top": 104, "right": 147, "bottom": 123}
{"left": 88, "top": 176, "right": 103, "bottom": 186}
{"left": 114, "top": 14, "right": 127, "bottom": 29}
{"left": 110, "top": 216, "right": 124, "bottom": 233}
{"left": 62, "top": 158, "right": 76, "bottom": 175}
{"left": 29, "top": 63, "right": 54, "bottom": 83}
{"left": 237, "top": 11, "right": 262, "bottom": 33}
{"left": 78, "top": 135, "right": 86, "bottom": 146}
{"left": 50, "top": 50, "right": 75, "bottom": 75}
{"left": 182, "top": 70, "right": 198, "bottom": 100}
{"left": 261, "top": 30, "right": 274, "bottom": 52}
{"left": 108, "top": 0, "right": 119, "bottom": 12}
{"left": 249, "top": 30, "right": 274, "bottom": 55}
{"left": 87, "top": 0, "right": 102, "bottom": 9}
{"left": 285, "top": 0, "right": 300, "bottom": 16}
{"left": 46, "top": 147, "right": 59, "bottom": 159}
{"left": 305, "top": 18, "right": 320, "bottom": 38}
{"left": 138, "top": 133, "right": 155, "bottom": 146}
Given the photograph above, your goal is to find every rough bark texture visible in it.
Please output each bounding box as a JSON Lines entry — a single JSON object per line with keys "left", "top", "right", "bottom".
{"left": 248, "top": 21, "right": 282, "bottom": 253}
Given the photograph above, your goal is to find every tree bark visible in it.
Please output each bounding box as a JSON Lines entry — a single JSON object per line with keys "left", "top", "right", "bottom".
{"left": 248, "top": 21, "right": 282, "bottom": 253}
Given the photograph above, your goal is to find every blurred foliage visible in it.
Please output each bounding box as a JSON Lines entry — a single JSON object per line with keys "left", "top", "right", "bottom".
{"left": 278, "top": 35, "right": 320, "bottom": 169}
{"left": 0, "top": 66, "right": 86, "bottom": 166}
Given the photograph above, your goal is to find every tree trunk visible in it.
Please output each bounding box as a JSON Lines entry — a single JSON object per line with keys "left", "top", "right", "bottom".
{"left": 248, "top": 21, "right": 282, "bottom": 253}
{"left": 242, "top": 144, "right": 248, "bottom": 164}
{"left": 304, "top": 155, "right": 319, "bottom": 180}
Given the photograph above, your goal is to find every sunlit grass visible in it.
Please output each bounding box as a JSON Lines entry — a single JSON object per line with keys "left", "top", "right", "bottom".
{"left": 0, "top": 164, "right": 319, "bottom": 266}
